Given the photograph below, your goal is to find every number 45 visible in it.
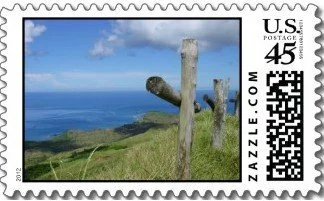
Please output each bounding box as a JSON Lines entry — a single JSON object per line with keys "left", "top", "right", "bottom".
{"left": 265, "top": 42, "right": 296, "bottom": 65}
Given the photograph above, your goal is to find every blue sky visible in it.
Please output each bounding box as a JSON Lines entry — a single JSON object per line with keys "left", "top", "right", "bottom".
{"left": 25, "top": 19, "right": 239, "bottom": 92}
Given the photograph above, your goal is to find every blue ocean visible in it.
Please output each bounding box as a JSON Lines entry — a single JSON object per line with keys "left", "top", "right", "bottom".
{"left": 25, "top": 91, "right": 236, "bottom": 141}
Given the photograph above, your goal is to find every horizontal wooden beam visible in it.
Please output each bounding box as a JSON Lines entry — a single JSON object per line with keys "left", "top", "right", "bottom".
{"left": 204, "top": 94, "right": 235, "bottom": 111}
{"left": 146, "top": 76, "right": 201, "bottom": 113}
{"left": 203, "top": 94, "right": 215, "bottom": 111}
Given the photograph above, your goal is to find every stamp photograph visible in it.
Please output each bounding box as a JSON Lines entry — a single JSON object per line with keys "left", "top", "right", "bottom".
{"left": 23, "top": 19, "right": 241, "bottom": 181}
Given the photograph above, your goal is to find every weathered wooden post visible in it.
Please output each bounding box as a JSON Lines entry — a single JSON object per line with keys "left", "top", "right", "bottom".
{"left": 177, "top": 39, "right": 198, "bottom": 180}
{"left": 235, "top": 91, "right": 240, "bottom": 117}
{"left": 223, "top": 78, "right": 230, "bottom": 114}
{"left": 146, "top": 76, "right": 201, "bottom": 113}
{"left": 212, "top": 79, "right": 225, "bottom": 148}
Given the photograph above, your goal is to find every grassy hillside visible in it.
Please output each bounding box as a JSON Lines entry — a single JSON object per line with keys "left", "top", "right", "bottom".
{"left": 24, "top": 110, "right": 239, "bottom": 180}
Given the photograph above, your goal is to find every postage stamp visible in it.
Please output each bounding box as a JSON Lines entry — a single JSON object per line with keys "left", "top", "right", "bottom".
{"left": 0, "top": 2, "right": 322, "bottom": 197}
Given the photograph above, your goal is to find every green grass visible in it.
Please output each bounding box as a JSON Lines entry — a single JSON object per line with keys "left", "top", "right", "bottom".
{"left": 24, "top": 110, "right": 239, "bottom": 180}
{"left": 138, "top": 111, "right": 179, "bottom": 124}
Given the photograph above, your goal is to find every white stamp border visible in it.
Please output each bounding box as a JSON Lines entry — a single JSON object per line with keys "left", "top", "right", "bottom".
{"left": 0, "top": 2, "right": 322, "bottom": 198}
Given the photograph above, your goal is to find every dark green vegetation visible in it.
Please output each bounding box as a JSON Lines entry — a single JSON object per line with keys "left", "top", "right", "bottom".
{"left": 25, "top": 110, "right": 239, "bottom": 180}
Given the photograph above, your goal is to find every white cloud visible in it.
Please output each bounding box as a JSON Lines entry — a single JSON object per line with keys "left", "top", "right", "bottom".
{"left": 89, "top": 20, "right": 239, "bottom": 57}
{"left": 89, "top": 40, "right": 114, "bottom": 58}
{"left": 26, "top": 73, "right": 67, "bottom": 91}
{"left": 25, "top": 20, "right": 46, "bottom": 56}
{"left": 25, "top": 49, "right": 47, "bottom": 57}
{"left": 25, "top": 20, "right": 46, "bottom": 43}
{"left": 26, "top": 73, "right": 53, "bottom": 81}
{"left": 25, "top": 71, "right": 179, "bottom": 91}
{"left": 60, "top": 71, "right": 153, "bottom": 79}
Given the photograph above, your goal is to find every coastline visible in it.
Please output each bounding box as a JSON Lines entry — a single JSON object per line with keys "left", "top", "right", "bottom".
{"left": 24, "top": 111, "right": 179, "bottom": 153}
{"left": 24, "top": 110, "right": 240, "bottom": 180}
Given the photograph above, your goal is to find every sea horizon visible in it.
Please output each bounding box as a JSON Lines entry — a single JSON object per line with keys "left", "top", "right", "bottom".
{"left": 25, "top": 88, "right": 240, "bottom": 93}
{"left": 25, "top": 90, "right": 237, "bottom": 141}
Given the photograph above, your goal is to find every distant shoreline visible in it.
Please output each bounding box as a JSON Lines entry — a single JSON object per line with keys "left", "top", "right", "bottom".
{"left": 25, "top": 110, "right": 179, "bottom": 142}
{"left": 24, "top": 111, "right": 179, "bottom": 152}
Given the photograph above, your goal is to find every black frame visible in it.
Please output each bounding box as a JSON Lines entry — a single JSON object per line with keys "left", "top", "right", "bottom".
{"left": 23, "top": 17, "right": 242, "bottom": 182}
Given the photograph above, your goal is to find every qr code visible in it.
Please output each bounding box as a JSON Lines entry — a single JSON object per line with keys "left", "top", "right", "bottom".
{"left": 266, "top": 71, "right": 303, "bottom": 180}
